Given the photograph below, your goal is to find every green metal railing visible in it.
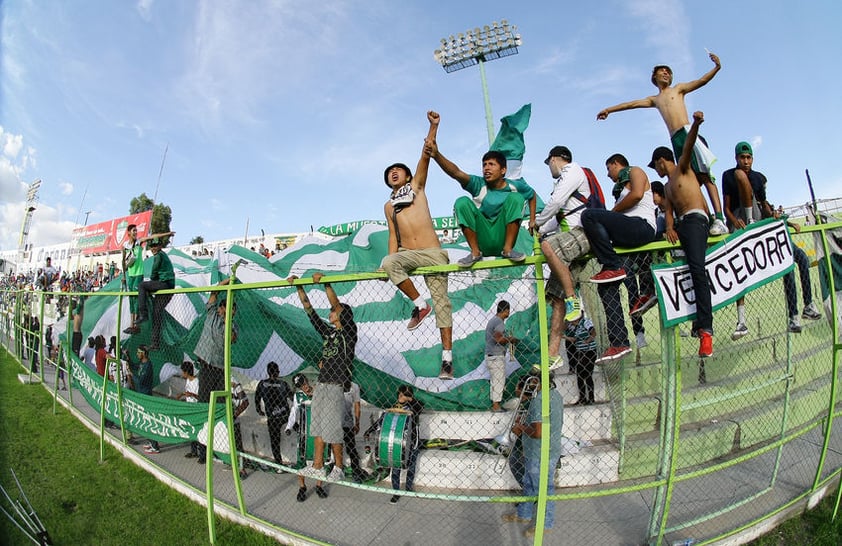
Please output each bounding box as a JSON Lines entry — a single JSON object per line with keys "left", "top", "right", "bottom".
{"left": 1, "top": 219, "right": 841, "bottom": 545}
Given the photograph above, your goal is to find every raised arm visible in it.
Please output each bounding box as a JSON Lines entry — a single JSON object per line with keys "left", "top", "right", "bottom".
{"left": 597, "top": 96, "right": 655, "bottom": 120}
{"left": 678, "top": 111, "right": 704, "bottom": 174}
{"left": 207, "top": 277, "right": 232, "bottom": 306}
{"left": 677, "top": 52, "right": 721, "bottom": 94}
{"left": 286, "top": 275, "right": 313, "bottom": 309}
{"left": 429, "top": 139, "right": 471, "bottom": 187}
{"left": 312, "top": 272, "right": 341, "bottom": 311}
{"left": 414, "top": 111, "right": 440, "bottom": 191}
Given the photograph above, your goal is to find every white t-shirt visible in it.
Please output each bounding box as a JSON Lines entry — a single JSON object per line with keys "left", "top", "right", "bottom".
{"left": 616, "top": 185, "right": 658, "bottom": 231}
{"left": 183, "top": 377, "right": 199, "bottom": 403}
{"left": 108, "top": 359, "right": 132, "bottom": 388}
{"left": 535, "top": 162, "right": 590, "bottom": 235}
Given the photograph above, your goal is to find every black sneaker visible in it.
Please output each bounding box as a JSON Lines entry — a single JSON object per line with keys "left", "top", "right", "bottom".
{"left": 390, "top": 495, "right": 400, "bottom": 504}
{"left": 296, "top": 487, "right": 307, "bottom": 502}
{"left": 315, "top": 485, "right": 328, "bottom": 498}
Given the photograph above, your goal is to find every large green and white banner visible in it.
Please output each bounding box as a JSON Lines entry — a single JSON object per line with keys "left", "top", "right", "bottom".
{"left": 652, "top": 218, "right": 795, "bottom": 328}
{"left": 70, "top": 357, "right": 224, "bottom": 443}
{"left": 78, "top": 222, "right": 540, "bottom": 411}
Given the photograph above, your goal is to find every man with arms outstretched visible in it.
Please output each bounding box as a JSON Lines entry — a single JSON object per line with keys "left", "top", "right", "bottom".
{"left": 598, "top": 52, "right": 727, "bottom": 236}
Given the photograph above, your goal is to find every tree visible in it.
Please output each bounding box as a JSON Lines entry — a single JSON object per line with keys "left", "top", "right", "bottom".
{"left": 129, "top": 193, "right": 154, "bottom": 214}
{"left": 190, "top": 236, "right": 204, "bottom": 245}
{"left": 129, "top": 193, "right": 172, "bottom": 245}
{"left": 151, "top": 203, "right": 172, "bottom": 238}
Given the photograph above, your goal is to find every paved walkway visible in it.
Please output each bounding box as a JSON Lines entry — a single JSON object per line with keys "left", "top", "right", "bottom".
{"left": 18, "top": 361, "right": 842, "bottom": 546}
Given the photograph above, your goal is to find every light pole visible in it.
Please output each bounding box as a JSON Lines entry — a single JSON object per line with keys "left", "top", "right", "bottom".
{"left": 433, "top": 20, "right": 522, "bottom": 146}
{"left": 17, "top": 179, "right": 41, "bottom": 272}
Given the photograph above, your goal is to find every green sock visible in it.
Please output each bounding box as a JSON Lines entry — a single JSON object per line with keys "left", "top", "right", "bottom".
{"left": 715, "top": 212, "right": 725, "bottom": 221}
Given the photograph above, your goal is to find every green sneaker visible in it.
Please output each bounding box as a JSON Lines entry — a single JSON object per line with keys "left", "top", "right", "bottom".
{"left": 564, "top": 296, "right": 582, "bottom": 322}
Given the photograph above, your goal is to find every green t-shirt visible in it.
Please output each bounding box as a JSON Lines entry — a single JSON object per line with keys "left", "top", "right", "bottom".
{"left": 151, "top": 250, "right": 174, "bottom": 283}
{"left": 126, "top": 243, "right": 144, "bottom": 277}
{"left": 464, "top": 175, "right": 536, "bottom": 220}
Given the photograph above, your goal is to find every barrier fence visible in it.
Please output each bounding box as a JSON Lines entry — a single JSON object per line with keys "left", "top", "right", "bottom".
{"left": 2, "top": 219, "right": 842, "bottom": 546}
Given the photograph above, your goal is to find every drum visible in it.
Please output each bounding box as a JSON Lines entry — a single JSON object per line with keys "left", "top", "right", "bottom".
{"left": 300, "top": 402, "right": 330, "bottom": 463}
{"left": 376, "top": 410, "right": 413, "bottom": 469}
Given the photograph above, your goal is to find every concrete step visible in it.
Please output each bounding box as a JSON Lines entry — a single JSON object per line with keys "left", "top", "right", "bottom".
{"left": 386, "top": 442, "right": 620, "bottom": 490}
{"left": 419, "top": 399, "right": 614, "bottom": 443}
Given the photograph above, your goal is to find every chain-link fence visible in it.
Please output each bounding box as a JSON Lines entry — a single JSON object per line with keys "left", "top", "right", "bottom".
{"left": 2, "top": 217, "right": 842, "bottom": 546}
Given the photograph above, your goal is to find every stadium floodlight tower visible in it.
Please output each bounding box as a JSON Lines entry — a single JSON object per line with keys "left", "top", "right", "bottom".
{"left": 433, "top": 20, "right": 522, "bottom": 146}
{"left": 17, "top": 179, "right": 42, "bottom": 270}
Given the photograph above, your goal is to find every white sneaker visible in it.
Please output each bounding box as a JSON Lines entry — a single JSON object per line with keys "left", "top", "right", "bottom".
{"left": 636, "top": 332, "right": 648, "bottom": 349}
{"left": 731, "top": 322, "right": 749, "bottom": 341}
{"left": 709, "top": 218, "right": 728, "bottom": 236}
{"left": 327, "top": 466, "right": 345, "bottom": 482}
{"left": 299, "top": 465, "right": 324, "bottom": 479}
{"left": 802, "top": 302, "right": 822, "bottom": 321}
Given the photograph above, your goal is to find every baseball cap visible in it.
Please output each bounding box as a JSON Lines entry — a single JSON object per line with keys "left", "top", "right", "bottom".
{"left": 544, "top": 145, "right": 572, "bottom": 165}
{"left": 735, "top": 141, "right": 753, "bottom": 156}
{"left": 648, "top": 146, "right": 674, "bottom": 168}
{"left": 149, "top": 238, "right": 163, "bottom": 247}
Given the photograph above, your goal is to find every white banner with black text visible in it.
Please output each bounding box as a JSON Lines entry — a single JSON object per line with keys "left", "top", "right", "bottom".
{"left": 651, "top": 218, "right": 795, "bottom": 328}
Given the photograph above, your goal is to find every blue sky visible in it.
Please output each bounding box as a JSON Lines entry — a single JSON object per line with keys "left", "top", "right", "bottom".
{"left": 2, "top": 0, "right": 841, "bottom": 251}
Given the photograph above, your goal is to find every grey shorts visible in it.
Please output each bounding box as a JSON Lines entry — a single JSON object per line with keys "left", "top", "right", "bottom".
{"left": 544, "top": 228, "right": 590, "bottom": 299}
{"left": 310, "top": 382, "right": 344, "bottom": 444}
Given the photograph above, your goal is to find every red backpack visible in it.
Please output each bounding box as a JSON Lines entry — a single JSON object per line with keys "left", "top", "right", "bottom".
{"left": 566, "top": 167, "right": 607, "bottom": 216}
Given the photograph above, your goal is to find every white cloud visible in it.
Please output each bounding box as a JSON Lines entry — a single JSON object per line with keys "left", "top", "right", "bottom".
{"left": 2, "top": 130, "right": 24, "bottom": 158}
{"left": 136, "top": 0, "right": 154, "bottom": 21}
{"left": 59, "top": 181, "right": 74, "bottom": 195}
{"left": 175, "top": 1, "right": 351, "bottom": 130}
{"left": 627, "top": 0, "right": 691, "bottom": 67}
{"left": 0, "top": 127, "right": 30, "bottom": 205}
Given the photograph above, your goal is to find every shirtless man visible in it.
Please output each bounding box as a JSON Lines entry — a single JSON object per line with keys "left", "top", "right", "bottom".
{"left": 382, "top": 111, "right": 454, "bottom": 380}
{"left": 598, "top": 52, "right": 727, "bottom": 237}
{"left": 649, "top": 111, "right": 713, "bottom": 358}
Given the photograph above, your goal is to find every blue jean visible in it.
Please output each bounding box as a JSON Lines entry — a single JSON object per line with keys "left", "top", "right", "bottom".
{"left": 784, "top": 246, "right": 813, "bottom": 317}
{"left": 598, "top": 253, "right": 652, "bottom": 347}
{"left": 391, "top": 446, "right": 419, "bottom": 492}
{"left": 581, "top": 208, "right": 655, "bottom": 270}
{"left": 517, "top": 457, "right": 559, "bottom": 528}
{"left": 676, "top": 213, "right": 712, "bottom": 333}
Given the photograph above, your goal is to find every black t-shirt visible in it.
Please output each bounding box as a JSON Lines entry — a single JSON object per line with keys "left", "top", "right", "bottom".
{"left": 255, "top": 377, "right": 292, "bottom": 419}
{"left": 307, "top": 308, "right": 357, "bottom": 385}
{"left": 721, "top": 167, "right": 768, "bottom": 215}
